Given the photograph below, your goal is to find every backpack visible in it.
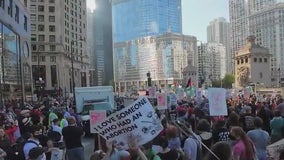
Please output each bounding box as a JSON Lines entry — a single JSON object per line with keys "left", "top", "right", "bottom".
{"left": 9, "top": 139, "right": 39, "bottom": 160}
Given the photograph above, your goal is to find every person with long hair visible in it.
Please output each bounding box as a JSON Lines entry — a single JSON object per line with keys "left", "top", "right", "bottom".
{"left": 230, "top": 126, "right": 256, "bottom": 160}
{"left": 204, "top": 141, "right": 232, "bottom": 160}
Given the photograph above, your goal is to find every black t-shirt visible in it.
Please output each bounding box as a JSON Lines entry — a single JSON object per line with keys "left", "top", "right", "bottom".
{"left": 157, "top": 149, "right": 179, "bottom": 160}
{"left": 62, "top": 126, "right": 84, "bottom": 149}
{"left": 212, "top": 127, "right": 229, "bottom": 143}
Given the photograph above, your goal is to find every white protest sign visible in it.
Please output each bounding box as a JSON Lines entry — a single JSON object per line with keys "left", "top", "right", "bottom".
{"left": 90, "top": 110, "right": 107, "bottom": 133}
{"left": 93, "top": 97, "right": 163, "bottom": 148}
{"left": 243, "top": 88, "right": 250, "bottom": 99}
{"left": 156, "top": 93, "right": 168, "bottom": 110}
{"left": 208, "top": 88, "right": 228, "bottom": 116}
{"left": 168, "top": 93, "right": 178, "bottom": 106}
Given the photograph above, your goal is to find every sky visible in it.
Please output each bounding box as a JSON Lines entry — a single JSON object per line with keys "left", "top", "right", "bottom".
{"left": 182, "top": 0, "right": 229, "bottom": 42}
{"left": 86, "top": 0, "right": 229, "bottom": 42}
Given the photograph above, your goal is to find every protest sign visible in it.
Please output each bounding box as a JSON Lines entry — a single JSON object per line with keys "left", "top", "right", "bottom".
{"left": 176, "top": 88, "right": 185, "bottom": 100}
{"left": 168, "top": 93, "right": 177, "bottom": 106}
{"left": 243, "top": 88, "right": 250, "bottom": 99}
{"left": 90, "top": 110, "right": 107, "bottom": 133}
{"left": 93, "top": 97, "right": 163, "bottom": 149}
{"left": 196, "top": 88, "right": 202, "bottom": 102}
{"left": 148, "top": 87, "right": 156, "bottom": 98}
{"left": 208, "top": 88, "right": 228, "bottom": 116}
{"left": 156, "top": 93, "right": 167, "bottom": 110}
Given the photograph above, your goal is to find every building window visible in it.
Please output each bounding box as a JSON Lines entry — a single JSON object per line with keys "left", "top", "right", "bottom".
{"left": 245, "top": 58, "right": 248, "bottom": 63}
{"left": 38, "top": 45, "right": 45, "bottom": 51}
{"left": 237, "top": 60, "right": 240, "bottom": 64}
{"left": 49, "top": 25, "right": 55, "bottom": 32}
{"left": 254, "top": 58, "right": 257, "bottom": 62}
{"left": 0, "top": 0, "right": 4, "bottom": 9}
{"left": 49, "top": 35, "right": 55, "bottom": 42}
{"left": 50, "top": 56, "right": 56, "bottom": 62}
{"left": 260, "top": 72, "right": 263, "bottom": 78}
{"left": 38, "top": 5, "right": 44, "bottom": 12}
{"left": 38, "top": 15, "right": 44, "bottom": 22}
{"left": 49, "top": 16, "right": 55, "bottom": 22}
{"left": 49, "top": 0, "right": 55, "bottom": 3}
{"left": 31, "top": 34, "right": 37, "bottom": 41}
{"left": 38, "top": 35, "right": 45, "bottom": 41}
{"left": 50, "top": 65, "right": 57, "bottom": 87}
{"left": 24, "top": 16, "right": 28, "bottom": 31}
{"left": 259, "top": 58, "right": 262, "bottom": 62}
{"left": 15, "top": 5, "right": 19, "bottom": 23}
{"left": 31, "top": 24, "right": 36, "bottom": 31}
{"left": 38, "top": 25, "right": 44, "bottom": 31}
{"left": 31, "top": 14, "right": 36, "bottom": 21}
{"left": 32, "top": 44, "right": 37, "bottom": 51}
{"left": 49, "top": 45, "right": 56, "bottom": 51}
{"left": 241, "top": 59, "right": 244, "bottom": 64}
{"left": 32, "top": 56, "right": 37, "bottom": 62}
{"left": 8, "top": 0, "right": 12, "bottom": 16}
{"left": 39, "top": 56, "right": 45, "bottom": 62}
{"left": 49, "top": 6, "right": 55, "bottom": 12}
{"left": 264, "top": 58, "right": 268, "bottom": 62}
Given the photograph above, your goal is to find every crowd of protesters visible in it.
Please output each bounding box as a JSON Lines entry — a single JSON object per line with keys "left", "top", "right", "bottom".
{"left": 0, "top": 92, "right": 283, "bottom": 160}
{"left": 91, "top": 94, "right": 284, "bottom": 160}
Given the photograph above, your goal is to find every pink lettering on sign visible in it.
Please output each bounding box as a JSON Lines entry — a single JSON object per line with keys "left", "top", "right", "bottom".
{"left": 90, "top": 111, "right": 106, "bottom": 125}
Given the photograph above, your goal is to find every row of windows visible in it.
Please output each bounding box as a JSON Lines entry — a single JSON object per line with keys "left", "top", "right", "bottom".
{"left": 31, "top": 44, "right": 56, "bottom": 52}
{"left": 31, "top": 0, "right": 55, "bottom": 3}
{"left": 236, "top": 57, "right": 268, "bottom": 64}
{"left": 31, "top": 25, "right": 56, "bottom": 32}
{"left": 0, "top": 0, "right": 28, "bottom": 31}
{"left": 30, "top": 15, "right": 55, "bottom": 22}
{"left": 31, "top": 34, "right": 55, "bottom": 42}
{"left": 30, "top": 5, "right": 55, "bottom": 13}
{"left": 32, "top": 55, "right": 56, "bottom": 62}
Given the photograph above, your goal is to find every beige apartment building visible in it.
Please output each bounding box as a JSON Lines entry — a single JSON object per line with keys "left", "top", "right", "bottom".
{"left": 29, "top": 0, "right": 89, "bottom": 96}
{"left": 235, "top": 36, "right": 271, "bottom": 88}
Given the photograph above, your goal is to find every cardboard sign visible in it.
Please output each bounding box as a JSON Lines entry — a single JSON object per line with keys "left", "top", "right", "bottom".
{"left": 156, "top": 93, "right": 167, "bottom": 110}
{"left": 90, "top": 110, "right": 107, "bottom": 133}
{"left": 93, "top": 97, "right": 163, "bottom": 149}
{"left": 208, "top": 88, "right": 228, "bottom": 116}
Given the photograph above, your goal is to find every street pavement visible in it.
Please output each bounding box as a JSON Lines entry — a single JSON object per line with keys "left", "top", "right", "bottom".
{"left": 82, "top": 136, "right": 95, "bottom": 160}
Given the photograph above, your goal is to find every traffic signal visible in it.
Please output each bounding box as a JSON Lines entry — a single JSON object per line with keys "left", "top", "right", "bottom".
{"left": 147, "top": 77, "right": 151, "bottom": 87}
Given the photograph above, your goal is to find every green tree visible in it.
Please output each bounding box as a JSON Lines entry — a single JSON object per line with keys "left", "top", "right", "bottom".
{"left": 222, "top": 74, "right": 235, "bottom": 88}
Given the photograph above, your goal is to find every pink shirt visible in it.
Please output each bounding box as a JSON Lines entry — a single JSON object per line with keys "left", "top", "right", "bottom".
{"left": 233, "top": 140, "right": 246, "bottom": 159}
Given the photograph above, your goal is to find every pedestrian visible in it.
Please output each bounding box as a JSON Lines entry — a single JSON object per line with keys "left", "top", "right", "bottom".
{"left": 230, "top": 126, "right": 256, "bottom": 160}
{"left": 62, "top": 116, "right": 85, "bottom": 160}
{"left": 203, "top": 141, "right": 232, "bottom": 160}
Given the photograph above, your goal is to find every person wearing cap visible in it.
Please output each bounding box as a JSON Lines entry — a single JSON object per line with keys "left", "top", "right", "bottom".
{"left": 18, "top": 109, "right": 31, "bottom": 137}
{"left": 62, "top": 116, "right": 85, "bottom": 160}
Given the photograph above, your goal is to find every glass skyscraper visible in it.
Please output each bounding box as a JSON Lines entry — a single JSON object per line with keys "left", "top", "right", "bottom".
{"left": 112, "top": 0, "right": 182, "bottom": 42}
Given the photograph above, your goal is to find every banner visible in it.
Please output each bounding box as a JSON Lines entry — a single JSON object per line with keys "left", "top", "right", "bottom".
{"left": 90, "top": 110, "right": 107, "bottom": 133}
{"left": 156, "top": 93, "right": 167, "bottom": 110}
{"left": 243, "top": 88, "right": 250, "bottom": 99}
{"left": 208, "top": 88, "right": 228, "bottom": 116}
{"left": 93, "top": 97, "right": 163, "bottom": 149}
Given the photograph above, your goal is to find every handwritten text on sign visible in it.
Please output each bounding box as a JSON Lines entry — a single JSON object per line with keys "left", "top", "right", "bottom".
{"left": 93, "top": 97, "right": 163, "bottom": 148}
{"left": 208, "top": 88, "right": 228, "bottom": 116}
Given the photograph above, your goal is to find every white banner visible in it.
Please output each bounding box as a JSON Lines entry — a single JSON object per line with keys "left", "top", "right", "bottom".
{"left": 93, "top": 97, "right": 163, "bottom": 148}
{"left": 208, "top": 88, "right": 228, "bottom": 116}
{"left": 156, "top": 93, "right": 168, "bottom": 110}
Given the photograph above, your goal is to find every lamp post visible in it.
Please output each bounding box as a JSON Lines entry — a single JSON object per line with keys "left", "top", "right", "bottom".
{"left": 71, "top": 40, "right": 76, "bottom": 103}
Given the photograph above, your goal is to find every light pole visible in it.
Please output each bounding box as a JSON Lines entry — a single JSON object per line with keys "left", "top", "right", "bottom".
{"left": 71, "top": 40, "right": 76, "bottom": 103}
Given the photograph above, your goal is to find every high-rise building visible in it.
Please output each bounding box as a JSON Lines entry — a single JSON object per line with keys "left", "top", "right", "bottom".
{"left": 112, "top": 0, "right": 186, "bottom": 93}
{"left": 207, "top": 17, "right": 231, "bottom": 73}
{"left": 89, "top": 0, "right": 113, "bottom": 86}
{"left": 114, "top": 33, "right": 197, "bottom": 93}
{"left": 112, "top": 0, "right": 182, "bottom": 43}
{"left": 29, "top": 0, "right": 89, "bottom": 96}
{"left": 229, "top": 0, "right": 284, "bottom": 86}
{"left": 0, "top": 0, "right": 31, "bottom": 101}
{"left": 229, "top": 0, "right": 249, "bottom": 72}
{"left": 198, "top": 43, "right": 226, "bottom": 87}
